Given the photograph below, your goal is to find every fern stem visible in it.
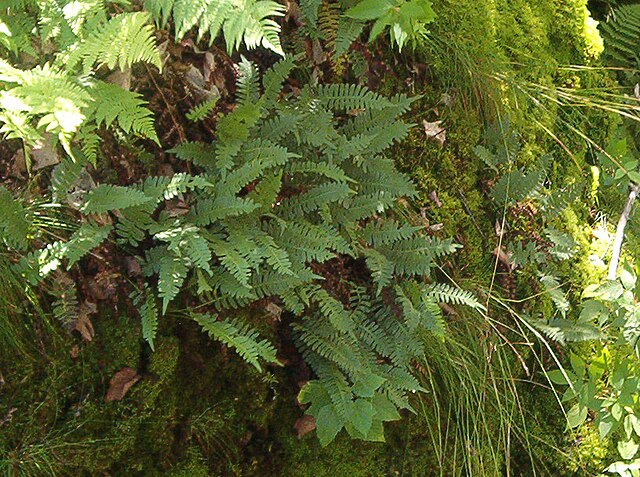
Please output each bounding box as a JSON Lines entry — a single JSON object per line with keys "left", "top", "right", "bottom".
{"left": 608, "top": 182, "right": 640, "bottom": 280}
{"left": 143, "top": 63, "right": 185, "bottom": 144}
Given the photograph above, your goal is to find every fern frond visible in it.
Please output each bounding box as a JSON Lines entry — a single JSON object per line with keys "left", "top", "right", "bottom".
{"left": 81, "top": 184, "right": 152, "bottom": 214}
{"left": 236, "top": 57, "right": 260, "bottom": 106}
{"left": 192, "top": 313, "right": 279, "bottom": 371}
{"left": 168, "top": 141, "right": 216, "bottom": 168}
{"left": 131, "top": 283, "right": 159, "bottom": 350}
{"left": 601, "top": 4, "right": 640, "bottom": 70}
{"left": 63, "top": 222, "right": 112, "bottom": 268}
{"left": 146, "top": 0, "right": 286, "bottom": 55}
{"left": 425, "top": 282, "right": 485, "bottom": 311}
{"left": 67, "top": 12, "right": 162, "bottom": 74}
{"left": 0, "top": 186, "right": 31, "bottom": 249}
{"left": 186, "top": 96, "right": 218, "bottom": 122}
{"left": 92, "top": 82, "right": 159, "bottom": 143}
{"left": 315, "top": 84, "right": 392, "bottom": 111}
{"left": 157, "top": 251, "right": 188, "bottom": 313}
{"left": 278, "top": 182, "right": 353, "bottom": 218}
{"left": 334, "top": 17, "right": 364, "bottom": 57}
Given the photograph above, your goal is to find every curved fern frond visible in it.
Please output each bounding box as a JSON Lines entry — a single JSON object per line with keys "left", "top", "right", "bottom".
{"left": 67, "top": 12, "right": 162, "bottom": 74}
{"left": 92, "top": 81, "right": 159, "bottom": 143}
{"left": 192, "top": 313, "right": 279, "bottom": 371}
{"left": 144, "top": 0, "right": 286, "bottom": 55}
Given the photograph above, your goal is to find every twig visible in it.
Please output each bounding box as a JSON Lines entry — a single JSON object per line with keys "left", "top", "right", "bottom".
{"left": 144, "top": 64, "right": 186, "bottom": 144}
{"left": 608, "top": 182, "right": 640, "bottom": 280}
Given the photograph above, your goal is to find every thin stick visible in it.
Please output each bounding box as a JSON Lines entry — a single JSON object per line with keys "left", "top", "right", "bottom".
{"left": 608, "top": 182, "right": 640, "bottom": 280}
{"left": 144, "top": 64, "right": 186, "bottom": 144}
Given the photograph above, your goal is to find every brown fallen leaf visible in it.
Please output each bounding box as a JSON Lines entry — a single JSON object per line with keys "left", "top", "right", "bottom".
{"left": 266, "top": 302, "right": 283, "bottom": 321}
{"left": 106, "top": 68, "right": 131, "bottom": 90}
{"left": 493, "top": 245, "right": 515, "bottom": 272}
{"left": 105, "top": 367, "right": 141, "bottom": 402}
{"left": 428, "top": 190, "right": 442, "bottom": 208}
{"left": 70, "top": 345, "right": 80, "bottom": 359}
{"left": 73, "top": 301, "right": 97, "bottom": 341}
{"left": 294, "top": 415, "right": 316, "bottom": 438}
{"left": 423, "top": 119, "right": 446, "bottom": 147}
{"left": 30, "top": 133, "right": 59, "bottom": 171}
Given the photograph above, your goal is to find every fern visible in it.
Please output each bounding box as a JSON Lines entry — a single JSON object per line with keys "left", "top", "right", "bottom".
{"left": 16, "top": 58, "right": 473, "bottom": 447}
{"left": 186, "top": 96, "right": 218, "bottom": 122}
{"left": 157, "top": 251, "right": 188, "bottom": 313}
{"left": 81, "top": 184, "right": 152, "bottom": 214}
{"left": 426, "top": 282, "right": 485, "bottom": 311}
{"left": 0, "top": 186, "right": 31, "bottom": 250}
{"left": 144, "top": 0, "right": 286, "bottom": 55}
{"left": 63, "top": 222, "right": 112, "bottom": 268}
{"left": 131, "top": 283, "right": 159, "bottom": 350}
{"left": 67, "top": 12, "right": 162, "bottom": 74}
{"left": 314, "top": 83, "right": 392, "bottom": 111}
{"left": 600, "top": 4, "right": 640, "bottom": 71}
{"left": 192, "top": 313, "right": 279, "bottom": 371}
{"left": 92, "top": 82, "right": 159, "bottom": 143}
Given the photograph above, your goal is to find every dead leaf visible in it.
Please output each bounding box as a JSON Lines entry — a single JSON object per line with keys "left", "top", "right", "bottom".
{"left": 493, "top": 246, "right": 515, "bottom": 272}
{"left": 124, "top": 257, "right": 142, "bottom": 276}
{"left": 294, "top": 415, "right": 316, "bottom": 438}
{"left": 266, "top": 302, "right": 283, "bottom": 321}
{"left": 73, "top": 311, "right": 95, "bottom": 341}
{"left": 1, "top": 407, "right": 17, "bottom": 426}
{"left": 105, "top": 367, "right": 141, "bottom": 402}
{"left": 72, "top": 300, "right": 96, "bottom": 341}
{"left": 106, "top": 68, "right": 131, "bottom": 90}
{"left": 10, "top": 149, "right": 26, "bottom": 177}
{"left": 70, "top": 345, "right": 80, "bottom": 359}
{"left": 30, "top": 133, "right": 59, "bottom": 170}
{"left": 423, "top": 119, "right": 446, "bottom": 147}
{"left": 428, "top": 190, "right": 442, "bottom": 208}
{"left": 635, "top": 83, "right": 640, "bottom": 101}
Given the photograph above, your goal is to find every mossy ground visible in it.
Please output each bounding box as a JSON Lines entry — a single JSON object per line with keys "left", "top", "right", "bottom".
{"left": 0, "top": 0, "right": 624, "bottom": 475}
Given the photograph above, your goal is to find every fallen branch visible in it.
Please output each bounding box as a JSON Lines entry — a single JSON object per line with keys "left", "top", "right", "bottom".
{"left": 608, "top": 182, "right": 640, "bottom": 280}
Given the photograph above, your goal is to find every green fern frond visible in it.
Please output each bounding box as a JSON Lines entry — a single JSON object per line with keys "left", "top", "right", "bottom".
{"left": 131, "top": 283, "right": 159, "bottom": 350}
{"left": 63, "top": 222, "right": 112, "bottom": 268}
{"left": 315, "top": 83, "right": 392, "bottom": 111}
{"left": 192, "top": 313, "right": 279, "bottom": 371}
{"left": 168, "top": 141, "right": 216, "bottom": 168}
{"left": 157, "top": 251, "right": 189, "bottom": 313}
{"left": 425, "top": 282, "right": 485, "bottom": 311}
{"left": 186, "top": 96, "right": 218, "bottom": 122}
{"left": 92, "top": 81, "right": 159, "bottom": 143}
{"left": 363, "top": 221, "right": 422, "bottom": 247}
{"left": 81, "top": 184, "right": 152, "bottom": 214}
{"left": 67, "top": 12, "right": 162, "bottom": 74}
{"left": 145, "top": 0, "right": 286, "bottom": 55}
{"left": 278, "top": 182, "right": 353, "bottom": 218}
{"left": 334, "top": 17, "right": 364, "bottom": 57}
{"left": 600, "top": 4, "right": 640, "bottom": 70}
{"left": 236, "top": 57, "right": 260, "bottom": 106}
{"left": 0, "top": 186, "right": 31, "bottom": 249}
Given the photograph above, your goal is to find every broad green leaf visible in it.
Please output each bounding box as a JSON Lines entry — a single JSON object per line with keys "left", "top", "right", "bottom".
{"left": 352, "top": 373, "right": 386, "bottom": 398}
{"left": 599, "top": 414, "right": 616, "bottom": 438}
{"left": 364, "top": 419, "right": 386, "bottom": 442}
{"left": 547, "top": 369, "right": 571, "bottom": 386}
{"left": 345, "top": 0, "right": 394, "bottom": 20}
{"left": 621, "top": 262, "right": 637, "bottom": 290}
{"left": 571, "top": 353, "right": 586, "bottom": 379}
{"left": 348, "top": 399, "right": 374, "bottom": 436}
{"left": 619, "top": 438, "right": 639, "bottom": 460}
{"left": 566, "top": 404, "right": 587, "bottom": 429}
{"left": 316, "top": 404, "right": 343, "bottom": 446}
{"left": 372, "top": 393, "right": 401, "bottom": 421}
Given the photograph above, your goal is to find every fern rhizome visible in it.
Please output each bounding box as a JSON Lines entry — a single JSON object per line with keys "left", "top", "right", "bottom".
{"left": 0, "top": 10, "right": 480, "bottom": 440}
